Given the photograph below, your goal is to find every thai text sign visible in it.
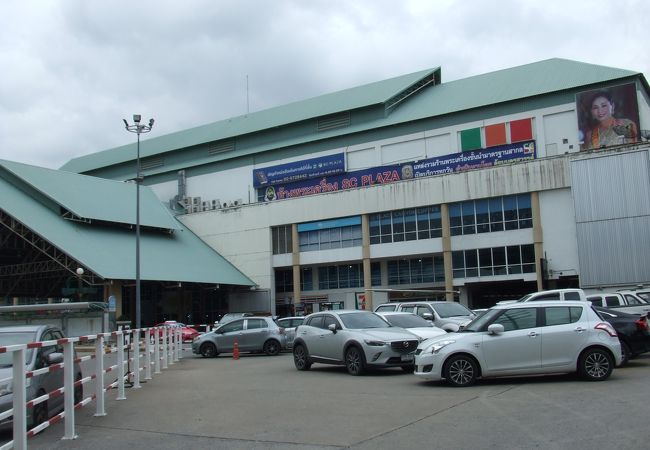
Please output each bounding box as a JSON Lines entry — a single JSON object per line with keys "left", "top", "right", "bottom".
{"left": 253, "top": 153, "right": 345, "bottom": 188}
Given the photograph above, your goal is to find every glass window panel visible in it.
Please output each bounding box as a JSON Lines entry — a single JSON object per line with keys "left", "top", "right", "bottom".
{"left": 398, "top": 261, "right": 411, "bottom": 284}
{"left": 380, "top": 213, "right": 392, "bottom": 236}
{"left": 371, "top": 262, "right": 382, "bottom": 286}
{"left": 416, "top": 207, "right": 430, "bottom": 240}
{"left": 393, "top": 210, "right": 405, "bottom": 234}
{"left": 479, "top": 248, "right": 493, "bottom": 276}
{"left": 489, "top": 198, "right": 503, "bottom": 231}
{"left": 411, "top": 259, "right": 423, "bottom": 283}
{"left": 318, "top": 267, "right": 328, "bottom": 290}
{"left": 452, "top": 251, "right": 465, "bottom": 276}
{"left": 422, "top": 257, "right": 434, "bottom": 283}
{"left": 449, "top": 203, "right": 462, "bottom": 228}
{"left": 387, "top": 261, "right": 399, "bottom": 284}
{"left": 475, "top": 200, "right": 490, "bottom": 233}
{"left": 430, "top": 205, "right": 442, "bottom": 231}
{"left": 493, "top": 247, "right": 507, "bottom": 275}
{"left": 369, "top": 214, "right": 380, "bottom": 239}
{"left": 433, "top": 255, "right": 445, "bottom": 281}
{"left": 503, "top": 196, "right": 518, "bottom": 222}
{"left": 339, "top": 266, "right": 349, "bottom": 288}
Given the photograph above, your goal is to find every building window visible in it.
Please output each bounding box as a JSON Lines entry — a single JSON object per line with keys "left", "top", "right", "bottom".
{"left": 298, "top": 218, "right": 362, "bottom": 252}
{"left": 450, "top": 194, "right": 533, "bottom": 236}
{"left": 452, "top": 244, "right": 535, "bottom": 279}
{"left": 386, "top": 256, "right": 444, "bottom": 285}
{"left": 274, "top": 268, "right": 293, "bottom": 292}
{"left": 272, "top": 225, "right": 293, "bottom": 255}
{"left": 301, "top": 267, "right": 313, "bottom": 291}
{"left": 318, "top": 263, "right": 364, "bottom": 290}
{"left": 370, "top": 206, "right": 442, "bottom": 244}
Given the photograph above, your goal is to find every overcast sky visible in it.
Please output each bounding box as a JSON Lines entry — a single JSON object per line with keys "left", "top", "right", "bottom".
{"left": 1, "top": 0, "right": 648, "bottom": 169}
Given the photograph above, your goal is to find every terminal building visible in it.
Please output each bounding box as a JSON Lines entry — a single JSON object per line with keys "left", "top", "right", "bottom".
{"left": 3, "top": 58, "right": 650, "bottom": 323}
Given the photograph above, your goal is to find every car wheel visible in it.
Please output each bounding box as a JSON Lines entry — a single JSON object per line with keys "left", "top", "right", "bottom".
{"left": 263, "top": 340, "right": 281, "bottom": 356}
{"left": 579, "top": 348, "right": 614, "bottom": 381}
{"left": 345, "top": 346, "right": 366, "bottom": 376}
{"left": 293, "top": 344, "right": 312, "bottom": 371}
{"left": 31, "top": 395, "right": 48, "bottom": 429}
{"left": 74, "top": 373, "right": 83, "bottom": 404}
{"left": 401, "top": 365, "right": 415, "bottom": 373}
{"left": 200, "top": 342, "right": 218, "bottom": 358}
{"left": 443, "top": 354, "right": 478, "bottom": 387}
{"left": 620, "top": 341, "right": 631, "bottom": 367}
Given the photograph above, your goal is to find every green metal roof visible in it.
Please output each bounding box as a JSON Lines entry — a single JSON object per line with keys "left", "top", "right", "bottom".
{"left": 59, "top": 67, "right": 440, "bottom": 173}
{"left": 0, "top": 159, "right": 180, "bottom": 231}
{"left": 60, "top": 58, "right": 646, "bottom": 177}
{"left": 0, "top": 162, "right": 254, "bottom": 286}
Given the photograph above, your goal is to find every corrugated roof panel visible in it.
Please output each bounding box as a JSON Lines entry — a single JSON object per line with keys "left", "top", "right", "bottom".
{"left": 0, "top": 175, "right": 254, "bottom": 286}
{"left": 0, "top": 159, "right": 180, "bottom": 230}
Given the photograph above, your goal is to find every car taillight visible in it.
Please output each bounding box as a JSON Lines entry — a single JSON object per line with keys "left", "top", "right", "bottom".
{"left": 595, "top": 322, "right": 617, "bottom": 337}
{"left": 634, "top": 317, "right": 649, "bottom": 332}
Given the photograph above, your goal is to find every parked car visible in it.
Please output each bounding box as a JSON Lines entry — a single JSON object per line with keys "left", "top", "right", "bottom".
{"left": 275, "top": 317, "right": 304, "bottom": 349}
{"left": 375, "top": 301, "right": 476, "bottom": 332}
{"left": 586, "top": 292, "right": 650, "bottom": 316}
{"left": 193, "top": 316, "right": 286, "bottom": 357}
{"left": 376, "top": 312, "right": 447, "bottom": 340}
{"left": 292, "top": 310, "right": 420, "bottom": 376}
{"left": 154, "top": 321, "right": 200, "bottom": 342}
{"left": 594, "top": 306, "right": 650, "bottom": 365}
{"left": 634, "top": 289, "right": 650, "bottom": 303}
{"left": 414, "top": 301, "right": 621, "bottom": 387}
{"left": 0, "top": 325, "right": 83, "bottom": 431}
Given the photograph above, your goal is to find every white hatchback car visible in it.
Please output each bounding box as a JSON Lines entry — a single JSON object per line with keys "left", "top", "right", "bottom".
{"left": 414, "top": 301, "right": 621, "bottom": 386}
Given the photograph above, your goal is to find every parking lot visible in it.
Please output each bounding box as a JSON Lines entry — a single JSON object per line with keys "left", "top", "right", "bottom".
{"left": 19, "top": 348, "right": 650, "bottom": 449}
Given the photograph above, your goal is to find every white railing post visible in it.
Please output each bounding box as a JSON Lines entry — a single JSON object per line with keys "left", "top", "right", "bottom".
{"left": 62, "top": 340, "right": 77, "bottom": 440}
{"left": 144, "top": 328, "right": 152, "bottom": 380}
{"left": 116, "top": 331, "right": 126, "bottom": 400}
{"left": 161, "top": 327, "right": 168, "bottom": 370}
{"left": 154, "top": 327, "right": 161, "bottom": 374}
{"left": 95, "top": 335, "right": 106, "bottom": 416}
{"left": 132, "top": 329, "right": 141, "bottom": 389}
{"left": 167, "top": 327, "right": 174, "bottom": 366}
{"left": 12, "top": 348, "right": 27, "bottom": 450}
{"left": 174, "top": 328, "right": 180, "bottom": 362}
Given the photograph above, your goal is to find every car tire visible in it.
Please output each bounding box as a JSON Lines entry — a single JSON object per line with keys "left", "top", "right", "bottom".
{"left": 31, "top": 394, "right": 48, "bottom": 429}
{"left": 620, "top": 341, "right": 631, "bottom": 367}
{"left": 293, "top": 344, "right": 312, "bottom": 371}
{"left": 443, "top": 354, "right": 478, "bottom": 387}
{"left": 200, "top": 342, "right": 218, "bottom": 358}
{"left": 263, "top": 340, "right": 281, "bottom": 356}
{"left": 345, "top": 346, "right": 366, "bottom": 376}
{"left": 74, "top": 373, "right": 83, "bottom": 404}
{"left": 578, "top": 348, "right": 614, "bottom": 381}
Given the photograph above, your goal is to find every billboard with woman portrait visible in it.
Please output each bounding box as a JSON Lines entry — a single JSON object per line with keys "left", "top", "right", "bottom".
{"left": 577, "top": 83, "right": 640, "bottom": 150}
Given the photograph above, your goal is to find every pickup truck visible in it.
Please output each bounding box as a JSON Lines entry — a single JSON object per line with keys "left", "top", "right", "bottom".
{"left": 374, "top": 301, "right": 476, "bottom": 332}
{"left": 500, "top": 288, "right": 650, "bottom": 317}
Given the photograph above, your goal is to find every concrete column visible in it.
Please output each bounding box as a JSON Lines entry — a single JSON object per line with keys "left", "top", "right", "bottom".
{"left": 361, "top": 214, "right": 373, "bottom": 311}
{"left": 531, "top": 191, "right": 544, "bottom": 291}
{"left": 441, "top": 203, "right": 454, "bottom": 302}
{"left": 291, "top": 224, "right": 301, "bottom": 313}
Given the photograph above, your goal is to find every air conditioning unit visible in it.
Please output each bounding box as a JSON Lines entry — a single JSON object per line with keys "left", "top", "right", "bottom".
{"left": 191, "top": 205, "right": 202, "bottom": 213}
{"left": 192, "top": 196, "right": 202, "bottom": 206}
{"left": 211, "top": 199, "right": 221, "bottom": 209}
{"left": 202, "top": 201, "right": 211, "bottom": 211}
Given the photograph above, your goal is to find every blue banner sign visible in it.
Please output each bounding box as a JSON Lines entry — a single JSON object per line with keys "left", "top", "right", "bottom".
{"left": 260, "top": 141, "right": 535, "bottom": 201}
{"left": 253, "top": 153, "right": 345, "bottom": 188}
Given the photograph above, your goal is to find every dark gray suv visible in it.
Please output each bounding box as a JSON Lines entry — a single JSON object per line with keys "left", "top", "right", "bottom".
{"left": 292, "top": 310, "right": 420, "bottom": 376}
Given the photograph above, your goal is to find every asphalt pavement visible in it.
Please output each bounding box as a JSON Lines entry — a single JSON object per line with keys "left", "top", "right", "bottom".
{"left": 16, "top": 347, "right": 650, "bottom": 450}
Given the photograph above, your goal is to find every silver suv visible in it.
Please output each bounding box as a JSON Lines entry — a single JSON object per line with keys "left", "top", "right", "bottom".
{"left": 292, "top": 310, "right": 420, "bottom": 376}
{"left": 414, "top": 301, "right": 622, "bottom": 386}
{"left": 193, "top": 316, "right": 286, "bottom": 357}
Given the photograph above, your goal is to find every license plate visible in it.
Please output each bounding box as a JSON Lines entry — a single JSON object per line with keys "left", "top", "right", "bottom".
{"left": 401, "top": 354, "right": 414, "bottom": 362}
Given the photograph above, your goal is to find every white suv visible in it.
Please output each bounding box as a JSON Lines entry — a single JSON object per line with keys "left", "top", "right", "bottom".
{"left": 414, "top": 301, "right": 621, "bottom": 386}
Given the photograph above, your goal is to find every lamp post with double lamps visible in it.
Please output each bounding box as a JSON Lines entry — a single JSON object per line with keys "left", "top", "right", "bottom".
{"left": 123, "top": 114, "right": 154, "bottom": 330}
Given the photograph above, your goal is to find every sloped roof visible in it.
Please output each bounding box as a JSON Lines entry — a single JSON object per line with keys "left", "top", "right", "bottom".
{"left": 0, "top": 159, "right": 180, "bottom": 230}
{"left": 60, "top": 67, "right": 440, "bottom": 173}
{"left": 0, "top": 160, "right": 254, "bottom": 286}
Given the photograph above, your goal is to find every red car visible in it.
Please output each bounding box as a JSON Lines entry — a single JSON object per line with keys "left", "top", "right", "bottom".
{"left": 154, "top": 321, "right": 200, "bottom": 342}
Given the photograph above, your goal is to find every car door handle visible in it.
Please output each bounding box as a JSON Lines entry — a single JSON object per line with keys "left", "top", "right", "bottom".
{"left": 574, "top": 327, "right": 585, "bottom": 333}
{"left": 528, "top": 331, "right": 538, "bottom": 337}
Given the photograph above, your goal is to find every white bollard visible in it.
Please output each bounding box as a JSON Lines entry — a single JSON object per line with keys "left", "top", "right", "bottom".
{"left": 132, "top": 329, "right": 141, "bottom": 389}
{"left": 154, "top": 327, "right": 161, "bottom": 374}
{"left": 12, "top": 348, "right": 27, "bottom": 450}
{"left": 95, "top": 335, "right": 106, "bottom": 416}
{"left": 116, "top": 332, "right": 126, "bottom": 400}
{"left": 161, "top": 327, "right": 168, "bottom": 370}
{"left": 144, "top": 328, "right": 152, "bottom": 380}
{"left": 174, "top": 328, "right": 181, "bottom": 362}
{"left": 62, "top": 340, "right": 77, "bottom": 440}
{"left": 167, "top": 327, "right": 174, "bottom": 366}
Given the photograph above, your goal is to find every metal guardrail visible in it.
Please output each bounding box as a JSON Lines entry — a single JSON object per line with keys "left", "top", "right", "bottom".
{"left": 0, "top": 326, "right": 183, "bottom": 450}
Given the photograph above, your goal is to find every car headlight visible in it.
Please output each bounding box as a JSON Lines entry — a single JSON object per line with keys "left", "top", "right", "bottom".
{"left": 426, "top": 339, "right": 456, "bottom": 354}
{"left": 364, "top": 339, "right": 387, "bottom": 347}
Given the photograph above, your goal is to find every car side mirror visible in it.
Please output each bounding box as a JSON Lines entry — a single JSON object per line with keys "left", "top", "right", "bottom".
{"left": 487, "top": 324, "right": 504, "bottom": 335}
{"left": 47, "top": 352, "right": 64, "bottom": 365}
{"left": 422, "top": 313, "right": 433, "bottom": 321}
{"left": 328, "top": 323, "right": 337, "bottom": 334}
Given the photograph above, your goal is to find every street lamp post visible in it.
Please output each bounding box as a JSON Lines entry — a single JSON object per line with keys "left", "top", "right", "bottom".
{"left": 123, "top": 115, "right": 154, "bottom": 330}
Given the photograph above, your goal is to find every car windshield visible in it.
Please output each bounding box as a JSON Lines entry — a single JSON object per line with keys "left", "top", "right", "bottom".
{"left": 431, "top": 303, "right": 473, "bottom": 318}
{"left": 340, "top": 312, "right": 391, "bottom": 329}
{"left": 637, "top": 292, "right": 650, "bottom": 302}
{"left": 384, "top": 314, "right": 432, "bottom": 328}
{"left": 461, "top": 309, "right": 501, "bottom": 332}
{"left": 0, "top": 331, "right": 37, "bottom": 367}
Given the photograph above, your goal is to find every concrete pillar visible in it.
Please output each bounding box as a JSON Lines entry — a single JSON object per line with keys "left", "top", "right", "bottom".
{"left": 531, "top": 191, "right": 544, "bottom": 291}
{"left": 361, "top": 214, "right": 373, "bottom": 311}
{"left": 291, "top": 224, "right": 301, "bottom": 313}
{"left": 441, "top": 203, "right": 455, "bottom": 302}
